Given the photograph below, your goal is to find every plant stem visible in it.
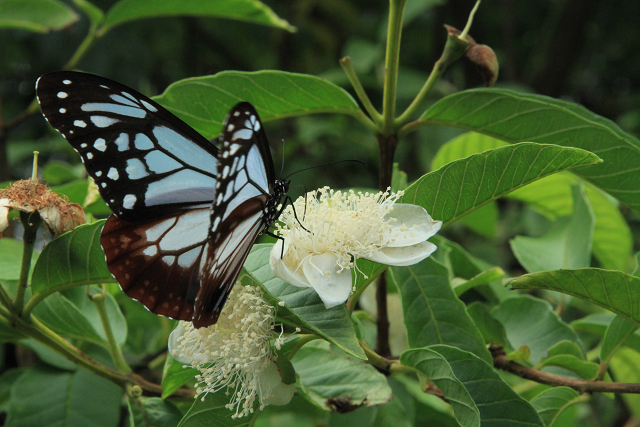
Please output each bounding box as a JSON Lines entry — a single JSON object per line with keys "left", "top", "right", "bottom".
{"left": 13, "top": 211, "right": 41, "bottom": 313}
{"left": 459, "top": 0, "right": 481, "bottom": 41}
{"left": 381, "top": 0, "right": 407, "bottom": 134}
{"left": 92, "top": 291, "right": 132, "bottom": 373}
{"left": 340, "top": 57, "right": 383, "bottom": 126}
{"left": 395, "top": 60, "right": 443, "bottom": 126}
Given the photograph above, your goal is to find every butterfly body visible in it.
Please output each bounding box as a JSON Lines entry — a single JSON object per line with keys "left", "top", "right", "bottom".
{"left": 36, "top": 71, "right": 286, "bottom": 328}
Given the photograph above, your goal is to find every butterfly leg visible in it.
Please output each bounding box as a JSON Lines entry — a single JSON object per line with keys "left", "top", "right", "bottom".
{"left": 264, "top": 230, "right": 286, "bottom": 258}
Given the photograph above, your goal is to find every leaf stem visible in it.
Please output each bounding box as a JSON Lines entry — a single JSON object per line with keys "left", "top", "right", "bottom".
{"left": 340, "top": 56, "right": 383, "bottom": 126}
{"left": 395, "top": 60, "right": 443, "bottom": 127}
{"left": 92, "top": 290, "right": 132, "bottom": 373}
{"left": 381, "top": 0, "right": 407, "bottom": 134}
{"left": 459, "top": 0, "right": 481, "bottom": 41}
{"left": 13, "top": 211, "right": 41, "bottom": 313}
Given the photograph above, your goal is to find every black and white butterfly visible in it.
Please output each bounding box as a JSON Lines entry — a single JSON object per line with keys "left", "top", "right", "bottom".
{"left": 36, "top": 71, "right": 289, "bottom": 328}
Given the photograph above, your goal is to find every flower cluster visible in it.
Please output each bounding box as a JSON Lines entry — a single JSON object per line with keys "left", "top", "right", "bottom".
{"left": 270, "top": 187, "right": 442, "bottom": 308}
{"left": 168, "top": 283, "right": 294, "bottom": 418}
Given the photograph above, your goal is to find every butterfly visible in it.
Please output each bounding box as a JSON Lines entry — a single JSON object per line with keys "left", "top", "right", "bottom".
{"left": 36, "top": 71, "right": 289, "bottom": 328}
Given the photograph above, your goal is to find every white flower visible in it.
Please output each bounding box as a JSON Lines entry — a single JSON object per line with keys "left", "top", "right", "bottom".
{"left": 270, "top": 187, "right": 442, "bottom": 308}
{"left": 168, "top": 283, "right": 294, "bottom": 418}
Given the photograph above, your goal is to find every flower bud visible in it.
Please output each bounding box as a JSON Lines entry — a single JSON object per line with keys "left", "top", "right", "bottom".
{"left": 466, "top": 44, "right": 499, "bottom": 86}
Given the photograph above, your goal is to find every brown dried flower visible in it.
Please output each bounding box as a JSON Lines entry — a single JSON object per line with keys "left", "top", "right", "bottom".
{"left": 0, "top": 179, "right": 86, "bottom": 238}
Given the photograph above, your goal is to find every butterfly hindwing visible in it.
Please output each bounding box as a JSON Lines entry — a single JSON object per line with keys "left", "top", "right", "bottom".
{"left": 36, "top": 71, "right": 219, "bottom": 223}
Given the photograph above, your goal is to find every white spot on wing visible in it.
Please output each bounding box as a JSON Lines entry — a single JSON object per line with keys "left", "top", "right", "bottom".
{"left": 143, "top": 246, "right": 158, "bottom": 257}
{"left": 115, "top": 133, "right": 129, "bottom": 151}
{"left": 57, "top": 92, "right": 67, "bottom": 98}
{"left": 94, "top": 138, "right": 107, "bottom": 151}
{"left": 246, "top": 145, "right": 269, "bottom": 192}
{"left": 59, "top": 108, "right": 66, "bottom": 114}
{"left": 229, "top": 144, "right": 241, "bottom": 155}
{"left": 108, "top": 168, "right": 119, "bottom": 180}
{"left": 123, "top": 194, "right": 137, "bottom": 209}
{"left": 126, "top": 158, "right": 149, "bottom": 179}
{"left": 63, "top": 80, "right": 71, "bottom": 85}
{"left": 232, "top": 129, "right": 252, "bottom": 141}
{"left": 87, "top": 152, "right": 94, "bottom": 159}
{"left": 141, "top": 100, "right": 157, "bottom": 112}
{"left": 134, "top": 133, "right": 154, "bottom": 150}
{"left": 144, "top": 151, "right": 181, "bottom": 173}
{"left": 82, "top": 102, "right": 145, "bottom": 118}
{"left": 80, "top": 143, "right": 87, "bottom": 148}
{"left": 95, "top": 171, "right": 102, "bottom": 177}
{"left": 90, "top": 116, "right": 118, "bottom": 128}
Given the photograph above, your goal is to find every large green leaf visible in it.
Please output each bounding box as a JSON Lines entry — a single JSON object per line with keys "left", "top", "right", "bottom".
{"left": 31, "top": 221, "right": 113, "bottom": 296}
{"left": 0, "top": 0, "right": 78, "bottom": 32}
{"left": 571, "top": 313, "right": 640, "bottom": 356}
{"left": 161, "top": 353, "right": 198, "bottom": 399}
{"left": 416, "top": 89, "right": 640, "bottom": 212}
{"left": 245, "top": 244, "right": 365, "bottom": 360}
{"left": 510, "top": 184, "right": 595, "bottom": 273}
{"left": 426, "top": 345, "right": 545, "bottom": 427}
{"left": 400, "top": 143, "right": 600, "bottom": 228}
{"left": 429, "top": 132, "right": 631, "bottom": 271}
{"left": 529, "top": 387, "right": 582, "bottom": 427}
{"left": 600, "top": 315, "right": 640, "bottom": 366}
{"left": 507, "top": 269, "right": 640, "bottom": 327}
{"left": 127, "top": 396, "right": 183, "bottom": 427}
{"left": 178, "top": 390, "right": 253, "bottom": 426}
{"left": 6, "top": 364, "right": 122, "bottom": 427}
{"left": 292, "top": 344, "right": 391, "bottom": 411}
{"left": 154, "top": 71, "right": 360, "bottom": 139}
{"left": 101, "top": 0, "right": 295, "bottom": 34}
{"left": 466, "top": 302, "right": 510, "bottom": 349}
{"left": 400, "top": 348, "right": 480, "bottom": 427}
{"left": 491, "top": 295, "right": 578, "bottom": 364}
{"left": 390, "top": 257, "right": 491, "bottom": 364}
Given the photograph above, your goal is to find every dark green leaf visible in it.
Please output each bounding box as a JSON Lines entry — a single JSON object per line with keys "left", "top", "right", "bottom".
{"left": 0, "top": 238, "right": 38, "bottom": 282}
{"left": 429, "top": 345, "right": 545, "bottom": 427}
{"left": 510, "top": 184, "right": 595, "bottom": 272}
{"left": 292, "top": 344, "right": 391, "bottom": 411}
{"left": 31, "top": 221, "right": 114, "bottom": 296}
{"left": 507, "top": 269, "right": 640, "bottom": 328}
{"left": 529, "top": 387, "right": 582, "bottom": 427}
{"left": 245, "top": 244, "right": 365, "bottom": 359}
{"left": 390, "top": 257, "right": 491, "bottom": 364}
{"left": 154, "top": 71, "right": 360, "bottom": 139}
{"left": 452, "top": 267, "right": 504, "bottom": 297}
{"left": 19, "top": 339, "right": 77, "bottom": 371}
{"left": 178, "top": 389, "right": 253, "bottom": 426}
{"left": 600, "top": 315, "right": 639, "bottom": 364}
{"left": 400, "top": 348, "right": 480, "bottom": 427}
{"left": 466, "top": 302, "right": 510, "bottom": 348}
{"left": 418, "top": 89, "right": 640, "bottom": 211}
{"left": 32, "top": 292, "right": 105, "bottom": 346}
{"left": 491, "top": 296, "right": 578, "bottom": 364}
{"left": 162, "top": 353, "right": 198, "bottom": 399}
{"left": 128, "top": 396, "right": 183, "bottom": 427}
{"left": 547, "top": 340, "right": 584, "bottom": 360}
{"left": 0, "top": 0, "right": 78, "bottom": 32}
{"left": 6, "top": 364, "right": 122, "bottom": 427}
{"left": 102, "top": 0, "right": 295, "bottom": 34}
{"left": 538, "top": 355, "right": 600, "bottom": 380}
{"left": 400, "top": 142, "right": 600, "bottom": 228}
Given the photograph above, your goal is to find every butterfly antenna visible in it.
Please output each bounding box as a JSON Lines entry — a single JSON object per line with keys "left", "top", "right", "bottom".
{"left": 280, "top": 139, "right": 286, "bottom": 179}
{"left": 284, "top": 159, "right": 366, "bottom": 180}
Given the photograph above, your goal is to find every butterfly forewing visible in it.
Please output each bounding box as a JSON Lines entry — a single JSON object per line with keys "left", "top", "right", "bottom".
{"left": 36, "top": 71, "right": 219, "bottom": 223}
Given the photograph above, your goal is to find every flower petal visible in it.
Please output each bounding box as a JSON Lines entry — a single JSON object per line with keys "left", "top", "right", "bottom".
{"left": 302, "top": 253, "right": 352, "bottom": 308}
{"left": 270, "top": 240, "right": 311, "bottom": 288}
{"left": 385, "top": 204, "right": 442, "bottom": 247}
{"left": 0, "top": 206, "right": 9, "bottom": 235}
{"left": 261, "top": 361, "right": 295, "bottom": 406}
{"left": 167, "top": 322, "right": 190, "bottom": 364}
{"left": 365, "top": 241, "right": 438, "bottom": 266}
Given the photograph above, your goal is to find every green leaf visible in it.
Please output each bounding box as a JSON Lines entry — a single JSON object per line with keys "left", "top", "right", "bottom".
{"left": 400, "top": 348, "right": 480, "bottom": 427}
{"left": 491, "top": 295, "right": 578, "bottom": 364}
{"left": 457, "top": 203, "right": 498, "bottom": 238}
{"left": 292, "top": 344, "right": 391, "bottom": 411}
{"left": 400, "top": 142, "right": 600, "bottom": 228}
{"left": 31, "top": 292, "right": 106, "bottom": 347}
{"left": 538, "top": 355, "right": 600, "bottom": 379}
{"left": 547, "top": 340, "right": 584, "bottom": 359}
{"left": 390, "top": 257, "right": 492, "bottom": 364}
{"left": 429, "top": 345, "right": 545, "bottom": 427}
{"left": 609, "top": 348, "right": 640, "bottom": 419}
{"left": 507, "top": 269, "right": 640, "bottom": 328}
{"left": 571, "top": 314, "right": 640, "bottom": 356}
{"left": 0, "top": 0, "right": 79, "bottom": 32}
{"left": 510, "top": 184, "right": 595, "bottom": 272}
{"left": 452, "top": 267, "right": 504, "bottom": 297}
{"left": 529, "top": 387, "right": 582, "bottom": 427}
{"left": 0, "top": 238, "right": 38, "bottom": 282}
{"left": 430, "top": 131, "right": 631, "bottom": 271}
{"left": 20, "top": 339, "right": 77, "bottom": 371}
{"left": 178, "top": 389, "right": 254, "bottom": 426}
{"left": 42, "top": 161, "right": 84, "bottom": 185}
{"left": 101, "top": 0, "right": 295, "bottom": 34}
{"left": 600, "top": 315, "right": 640, "bottom": 365}
{"left": 6, "top": 364, "right": 122, "bottom": 427}
{"left": 0, "top": 369, "right": 23, "bottom": 412}
{"left": 417, "top": 89, "right": 640, "bottom": 212}
{"left": 128, "top": 396, "right": 183, "bottom": 427}
{"left": 244, "top": 244, "right": 365, "bottom": 360}
{"left": 466, "top": 302, "right": 510, "bottom": 348}
{"left": 154, "top": 71, "right": 360, "bottom": 139}
{"left": 162, "top": 353, "right": 198, "bottom": 399}
{"left": 31, "top": 221, "right": 114, "bottom": 296}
